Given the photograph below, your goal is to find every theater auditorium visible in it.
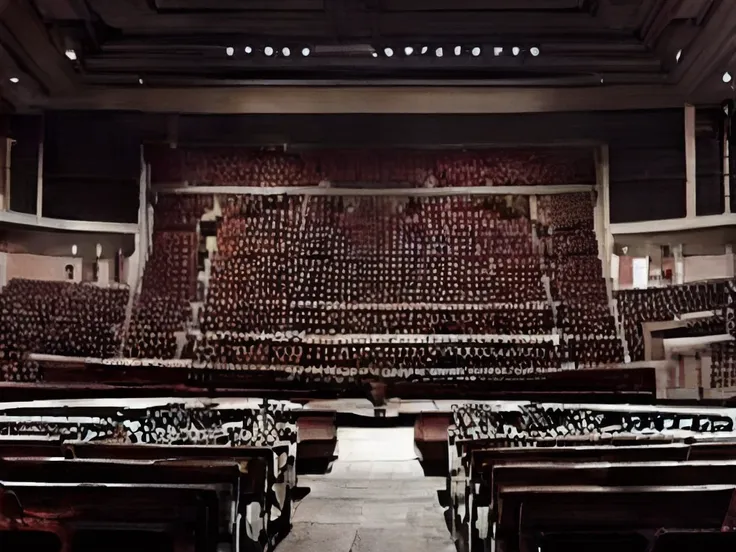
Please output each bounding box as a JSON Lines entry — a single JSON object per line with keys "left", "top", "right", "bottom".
{"left": 2, "top": 1, "right": 736, "bottom": 551}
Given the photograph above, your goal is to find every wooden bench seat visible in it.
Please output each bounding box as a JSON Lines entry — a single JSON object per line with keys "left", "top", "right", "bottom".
{"left": 0, "top": 457, "right": 266, "bottom": 552}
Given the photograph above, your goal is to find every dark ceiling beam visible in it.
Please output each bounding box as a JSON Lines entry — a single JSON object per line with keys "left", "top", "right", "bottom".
{"left": 0, "top": 43, "right": 46, "bottom": 109}
{"left": 79, "top": 73, "right": 672, "bottom": 87}
{"left": 374, "top": 0, "right": 583, "bottom": 10}
{"left": 32, "top": 0, "right": 88, "bottom": 20}
{"left": 668, "top": 0, "right": 736, "bottom": 93}
{"left": 85, "top": 0, "right": 627, "bottom": 37}
{"left": 0, "top": 0, "right": 77, "bottom": 95}
{"left": 157, "top": 0, "right": 583, "bottom": 9}
{"left": 154, "top": 0, "right": 326, "bottom": 10}
{"left": 82, "top": 54, "right": 664, "bottom": 73}
{"left": 98, "top": 37, "right": 647, "bottom": 52}
{"left": 39, "top": 84, "right": 685, "bottom": 114}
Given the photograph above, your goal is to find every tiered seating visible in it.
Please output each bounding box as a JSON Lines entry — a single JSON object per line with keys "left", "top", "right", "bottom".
{"left": 710, "top": 342, "right": 736, "bottom": 388}
{"left": 540, "top": 194, "right": 623, "bottom": 366}
{"left": 40, "top": 284, "right": 128, "bottom": 358}
{"left": 0, "top": 280, "right": 129, "bottom": 381}
{"left": 617, "top": 281, "right": 726, "bottom": 361}
{"left": 0, "top": 398, "right": 299, "bottom": 551}
{"left": 192, "top": 193, "right": 563, "bottom": 378}
{"left": 154, "top": 147, "right": 595, "bottom": 188}
{"left": 448, "top": 402, "right": 736, "bottom": 552}
{"left": 125, "top": 195, "right": 212, "bottom": 359}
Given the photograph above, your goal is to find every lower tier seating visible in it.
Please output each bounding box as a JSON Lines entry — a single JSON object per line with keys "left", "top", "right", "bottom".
{"left": 0, "top": 398, "right": 298, "bottom": 552}
{"left": 0, "top": 279, "right": 129, "bottom": 381}
{"left": 447, "top": 402, "right": 736, "bottom": 552}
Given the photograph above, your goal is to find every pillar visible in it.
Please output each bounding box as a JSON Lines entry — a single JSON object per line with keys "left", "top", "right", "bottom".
{"left": 685, "top": 104, "right": 697, "bottom": 218}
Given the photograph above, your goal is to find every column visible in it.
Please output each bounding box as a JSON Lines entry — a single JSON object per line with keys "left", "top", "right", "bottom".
{"left": 685, "top": 103, "right": 697, "bottom": 218}
{"left": 674, "top": 244, "right": 685, "bottom": 284}
{"left": 596, "top": 145, "right": 613, "bottom": 281}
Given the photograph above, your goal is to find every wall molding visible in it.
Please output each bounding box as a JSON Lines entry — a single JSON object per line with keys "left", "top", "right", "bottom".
{"left": 0, "top": 210, "right": 138, "bottom": 234}
{"left": 611, "top": 213, "right": 736, "bottom": 235}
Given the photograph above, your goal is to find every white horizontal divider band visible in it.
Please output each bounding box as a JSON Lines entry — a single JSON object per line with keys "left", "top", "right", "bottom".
{"left": 187, "top": 330, "right": 560, "bottom": 345}
{"left": 287, "top": 301, "right": 550, "bottom": 311}
{"left": 0, "top": 210, "right": 139, "bottom": 234}
{"left": 154, "top": 184, "right": 595, "bottom": 197}
{"left": 610, "top": 213, "right": 736, "bottom": 235}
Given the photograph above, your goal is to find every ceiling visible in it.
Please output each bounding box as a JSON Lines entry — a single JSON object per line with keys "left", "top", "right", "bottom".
{"left": 1, "top": 0, "right": 736, "bottom": 113}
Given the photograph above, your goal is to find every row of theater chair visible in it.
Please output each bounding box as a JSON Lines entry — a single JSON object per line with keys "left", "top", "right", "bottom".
{"left": 0, "top": 398, "right": 305, "bottom": 552}
{"left": 445, "top": 404, "right": 736, "bottom": 552}
{"left": 0, "top": 440, "right": 289, "bottom": 552}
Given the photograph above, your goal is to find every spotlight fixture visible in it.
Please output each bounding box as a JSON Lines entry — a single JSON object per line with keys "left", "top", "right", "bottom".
{"left": 435, "top": 47, "right": 443, "bottom": 58}
{"left": 384, "top": 47, "right": 394, "bottom": 57}
{"left": 493, "top": 47, "right": 503, "bottom": 56}
{"left": 302, "top": 47, "right": 311, "bottom": 57}
{"left": 244, "top": 46, "right": 253, "bottom": 54}
{"left": 8, "top": 77, "right": 18, "bottom": 83}
{"left": 454, "top": 46, "right": 462, "bottom": 56}
{"left": 471, "top": 47, "right": 481, "bottom": 57}
{"left": 421, "top": 46, "right": 428, "bottom": 54}
{"left": 282, "top": 47, "right": 291, "bottom": 56}
{"left": 530, "top": 46, "right": 540, "bottom": 57}
{"left": 676, "top": 49, "right": 682, "bottom": 62}
{"left": 724, "top": 71, "right": 733, "bottom": 83}
{"left": 65, "top": 49, "right": 77, "bottom": 61}
{"left": 264, "top": 46, "right": 274, "bottom": 56}
{"left": 226, "top": 46, "right": 234, "bottom": 56}
{"left": 512, "top": 46, "right": 520, "bottom": 56}
{"left": 405, "top": 46, "right": 414, "bottom": 56}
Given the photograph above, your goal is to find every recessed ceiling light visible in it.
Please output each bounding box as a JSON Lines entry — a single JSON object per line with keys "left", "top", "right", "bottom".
{"left": 282, "top": 47, "right": 291, "bottom": 57}
{"left": 512, "top": 47, "right": 520, "bottom": 56}
{"left": 454, "top": 46, "right": 462, "bottom": 56}
{"left": 264, "top": 46, "right": 274, "bottom": 56}
{"left": 9, "top": 77, "right": 18, "bottom": 83}
{"left": 435, "top": 47, "right": 443, "bottom": 58}
{"left": 530, "top": 46, "right": 540, "bottom": 57}
{"left": 384, "top": 47, "right": 394, "bottom": 57}
{"left": 676, "top": 49, "right": 682, "bottom": 62}
{"left": 371, "top": 52, "right": 378, "bottom": 58}
{"left": 302, "top": 47, "right": 311, "bottom": 57}
{"left": 225, "top": 46, "right": 234, "bottom": 56}
{"left": 65, "top": 49, "right": 77, "bottom": 61}
{"left": 493, "top": 47, "right": 503, "bottom": 56}
{"left": 405, "top": 46, "right": 414, "bottom": 55}
{"left": 421, "top": 46, "right": 428, "bottom": 54}
{"left": 244, "top": 46, "right": 253, "bottom": 54}
{"left": 723, "top": 71, "right": 732, "bottom": 83}
{"left": 471, "top": 47, "right": 481, "bottom": 57}
{"left": 138, "top": 77, "right": 144, "bottom": 84}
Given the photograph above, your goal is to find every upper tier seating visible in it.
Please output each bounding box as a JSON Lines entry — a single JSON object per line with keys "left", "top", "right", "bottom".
{"left": 0, "top": 279, "right": 129, "bottom": 381}
{"left": 148, "top": 146, "right": 596, "bottom": 188}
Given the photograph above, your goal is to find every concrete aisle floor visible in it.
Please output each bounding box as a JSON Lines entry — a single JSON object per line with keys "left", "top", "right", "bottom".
{"left": 278, "top": 427, "right": 455, "bottom": 552}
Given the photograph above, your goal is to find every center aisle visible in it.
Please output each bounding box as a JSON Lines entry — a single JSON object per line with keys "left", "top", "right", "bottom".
{"left": 279, "top": 427, "right": 455, "bottom": 552}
